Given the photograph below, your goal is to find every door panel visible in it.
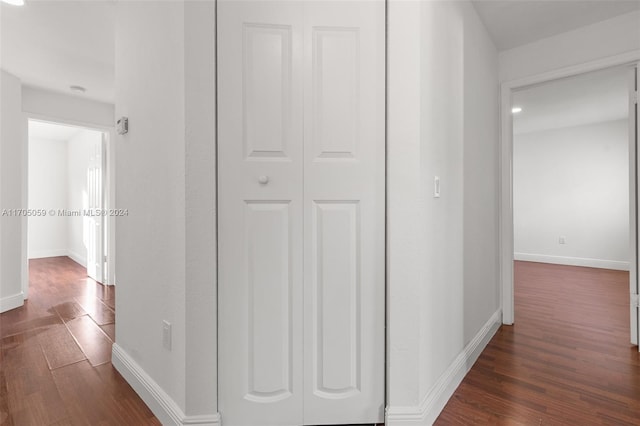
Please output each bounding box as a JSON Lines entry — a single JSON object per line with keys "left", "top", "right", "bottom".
{"left": 218, "top": 2, "right": 304, "bottom": 425}
{"left": 218, "top": 1, "right": 384, "bottom": 424}
{"left": 302, "top": 1, "right": 385, "bottom": 423}
{"left": 243, "top": 23, "right": 293, "bottom": 159}
{"left": 311, "top": 27, "right": 359, "bottom": 159}
{"left": 245, "top": 201, "right": 294, "bottom": 402}
{"left": 311, "top": 201, "right": 361, "bottom": 397}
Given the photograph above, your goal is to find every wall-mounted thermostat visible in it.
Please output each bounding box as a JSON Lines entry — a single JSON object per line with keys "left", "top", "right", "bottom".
{"left": 117, "top": 117, "right": 129, "bottom": 135}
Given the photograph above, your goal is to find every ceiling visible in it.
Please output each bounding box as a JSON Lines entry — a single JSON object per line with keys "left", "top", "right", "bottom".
{"left": 0, "top": 0, "right": 116, "bottom": 103}
{"left": 29, "top": 119, "right": 83, "bottom": 141}
{"left": 472, "top": 0, "right": 640, "bottom": 51}
{"left": 0, "top": 0, "right": 637, "bottom": 103}
{"left": 512, "top": 66, "right": 629, "bottom": 135}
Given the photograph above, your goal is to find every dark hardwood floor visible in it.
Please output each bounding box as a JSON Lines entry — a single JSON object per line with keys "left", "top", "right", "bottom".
{"left": 0, "top": 256, "right": 159, "bottom": 425}
{"left": 435, "top": 261, "right": 640, "bottom": 425}
{"left": 5, "top": 258, "right": 638, "bottom": 425}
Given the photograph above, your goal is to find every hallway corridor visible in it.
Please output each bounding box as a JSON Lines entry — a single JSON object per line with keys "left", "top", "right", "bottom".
{"left": 0, "top": 257, "right": 158, "bottom": 425}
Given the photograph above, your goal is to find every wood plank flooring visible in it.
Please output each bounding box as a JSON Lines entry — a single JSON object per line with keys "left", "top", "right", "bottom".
{"left": 6, "top": 258, "right": 636, "bottom": 425}
{"left": 0, "top": 256, "right": 159, "bottom": 426}
{"left": 435, "top": 261, "right": 640, "bottom": 425}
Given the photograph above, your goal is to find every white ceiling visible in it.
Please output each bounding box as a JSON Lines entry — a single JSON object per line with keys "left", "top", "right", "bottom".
{"left": 0, "top": 0, "right": 115, "bottom": 103}
{"left": 29, "top": 119, "right": 83, "bottom": 141}
{"left": 512, "top": 66, "right": 629, "bottom": 135}
{"left": 0, "top": 0, "right": 637, "bottom": 103}
{"left": 472, "top": 0, "right": 640, "bottom": 51}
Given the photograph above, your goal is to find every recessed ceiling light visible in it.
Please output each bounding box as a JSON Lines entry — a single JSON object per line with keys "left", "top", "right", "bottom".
{"left": 70, "top": 85, "right": 87, "bottom": 94}
{"left": 511, "top": 106, "right": 523, "bottom": 114}
{"left": 1, "top": 0, "right": 25, "bottom": 6}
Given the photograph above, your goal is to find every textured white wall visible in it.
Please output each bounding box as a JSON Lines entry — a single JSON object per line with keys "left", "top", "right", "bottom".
{"left": 184, "top": 0, "right": 218, "bottom": 417}
{"left": 462, "top": 0, "right": 501, "bottom": 356}
{"left": 114, "top": 1, "right": 219, "bottom": 422}
{"left": 386, "top": 0, "right": 500, "bottom": 422}
{"left": 514, "top": 119, "right": 629, "bottom": 270}
{"left": 0, "top": 69, "right": 26, "bottom": 313}
{"left": 114, "top": 0, "right": 188, "bottom": 415}
{"left": 417, "top": 0, "right": 466, "bottom": 399}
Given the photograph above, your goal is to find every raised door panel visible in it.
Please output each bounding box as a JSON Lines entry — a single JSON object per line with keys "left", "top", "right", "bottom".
{"left": 312, "top": 28, "right": 359, "bottom": 160}
{"left": 245, "top": 202, "right": 294, "bottom": 401}
{"left": 311, "top": 201, "right": 361, "bottom": 398}
{"left": 243, "top": 24, "right": 292, "bottom": 160}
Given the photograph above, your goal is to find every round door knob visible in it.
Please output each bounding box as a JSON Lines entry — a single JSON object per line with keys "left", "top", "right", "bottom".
{"left": 258, "top": 175, "right": 269, "bottom": 185}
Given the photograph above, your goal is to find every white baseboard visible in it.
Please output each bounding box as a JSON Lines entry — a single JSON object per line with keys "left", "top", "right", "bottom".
{"left": 514, "top": 252, "right": 629, "bottom": 271}
{"left": 67, "top": 250, "right": 87, "bottom": 268}
{"left": 0, "top": 291, "right": 24, "bottom": 313}
{"left": 112, "top": 344, "right": 221, "bottom": 426}
{"left": 385, "top": 309, "right": 502, "bottom": 426}
{"left": 27, "top": 249, "right": 87, "bottom": 269}
{"left": 28, "top": 249, "right": 68, "bottom": 260}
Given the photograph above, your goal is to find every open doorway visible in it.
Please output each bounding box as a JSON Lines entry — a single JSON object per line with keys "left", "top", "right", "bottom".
{"left": 27, "top": 119, "right": 110, "bottom": 285}
{"left": 512, "top": 67, "right": 630, "bottom": 273}
{"left": 508, "top": 64, "right": 636, "bottom": 345}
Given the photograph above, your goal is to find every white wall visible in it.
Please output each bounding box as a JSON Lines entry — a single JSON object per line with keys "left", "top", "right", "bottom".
{"left": 417, "top": 3, "right": 465, "bottom": 402}
{"left": 386, "top": 1, "right": 501, "bottom": 424}
{"left": 0, "top": 69, "right": 26, "bottom": 313}
{"left": 184, "top": 0, "right": 217, "bottom": 417}
{"left": 67, "top": 129, "right": 102, "bottom": 266}
{"left": 462, "top": 0, "right": 501, "bottom": 359}
{"left": 113, "top": 2, "right": 219, "bottom": 422}
{"left": 28, "top": 137, "right": 68, "bottom": 259}
{"left": 499, "top": 10, "right": 640, "bottom": 83}
{"left": 114, "top": 0, "right": 188, "bottom": 420}
{"left": 514, "top": 119, "right": 629, "bottom": 270}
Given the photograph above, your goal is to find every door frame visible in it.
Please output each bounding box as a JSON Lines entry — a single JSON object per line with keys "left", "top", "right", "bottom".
{"left": 23, "top": 112, "right": 117, "bottom": 293}
{"left": 630, "top": 64, "right": 639, "bottom": 345}
{"left": 499, "top": 49, "right": 640, "bottom": 326}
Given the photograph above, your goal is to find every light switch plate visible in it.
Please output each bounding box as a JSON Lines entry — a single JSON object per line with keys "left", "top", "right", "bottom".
{"left": 162, "top": 320, "right": 172, "bottom": 350}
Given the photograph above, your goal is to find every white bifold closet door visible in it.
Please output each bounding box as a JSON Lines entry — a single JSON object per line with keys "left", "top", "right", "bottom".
{"left": 217, "top": 1, "right": 385, "bottom": 425}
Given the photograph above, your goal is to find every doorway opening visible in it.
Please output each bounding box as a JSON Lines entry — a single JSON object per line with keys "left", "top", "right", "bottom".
{"left": 501, "top": 61, "right": 638, "bottom": 348}
{"left": 27, "top": 119, "right": 109, "bottom": 284}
